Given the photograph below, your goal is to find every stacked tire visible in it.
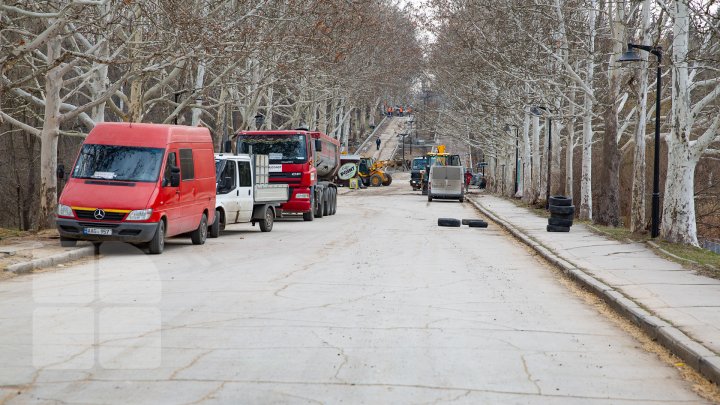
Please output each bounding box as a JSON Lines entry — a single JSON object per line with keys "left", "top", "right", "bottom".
{"left": 547, "top": 195, "right": 574, "bottom": 232}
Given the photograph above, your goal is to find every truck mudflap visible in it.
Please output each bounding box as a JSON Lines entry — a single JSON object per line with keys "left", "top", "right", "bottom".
{"left": 251, "top": 204, "right": 278, "bottom": 221}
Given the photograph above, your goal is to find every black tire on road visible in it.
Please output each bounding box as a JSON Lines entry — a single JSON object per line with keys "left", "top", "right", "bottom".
{"left": 547, "top": 224, "right": 571, "bottom": 232}
{"left": 303, "top": 194, "right": 315, "bottom": 221}
{"left": 382, "top": 174, "right": 393, "bottom": 186}
{"left": 190, "top": 213, "right": 208, "bottom": 245}
{"left": 467, "top": 220, "right": 488, "bottom": 228}
{"left": 370, "top": 174, "right": 383, "bottom": 187}
{"left": 428, "top": 193, "right": 433, "bottom": 202}
{"left": 438, "top": 218, "right": 461, "bottom": 227}
{"left": 459, "top": 195, "right": 464, "bottom": 203}
{"left": 60, "top": 237, "right": 77, "bottom": 248}
{"left": 549, "top": 195, "right": 573, "bottom": 207}
{"left": 549, "top": 204, "right": 575, "bottom": 216}
{"left": 259, "top": 206, "right": 274, "bottom": 232}
{"left": 208, "top": 209, "right": 221, "bottom": 238}
{"left": 148, "top": 220, "right": 165, "bottom": 254}
{"left": 548, "top": 217, "right": 573, "bottom": 227}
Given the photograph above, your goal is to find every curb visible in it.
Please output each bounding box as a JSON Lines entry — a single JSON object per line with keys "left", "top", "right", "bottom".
{"left": 5, "top": 246, "right": 95, "bottom": 274}
{"left": 468, "top": 196, "right": 720, "bottom": 385}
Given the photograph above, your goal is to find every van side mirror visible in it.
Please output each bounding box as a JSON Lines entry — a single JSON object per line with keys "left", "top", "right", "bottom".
{"left": 224, "top": 140, "right": 232, "bottom": 153}
{"left": 314, "top": 139, "right": 322, "bottom": 152}
{"left": 170, "top": 166, "right": 180, "bottom": 187}
{"left": 56, "top": 164, "right": 65, "bottom": 180}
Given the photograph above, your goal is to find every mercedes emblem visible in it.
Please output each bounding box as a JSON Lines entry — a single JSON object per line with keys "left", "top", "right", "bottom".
{"left": 93, "top": 209, "right": 106, "bottom": 220}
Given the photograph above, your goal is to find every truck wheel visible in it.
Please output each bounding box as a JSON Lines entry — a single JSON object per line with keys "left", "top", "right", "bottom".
{"left": 60, "top": 237, "right": 77, "bottom": 248}
{"left": 208, "top": 209, "right": 221, "bottom": 238}
{"left": 148, "top": 220, "right": 165, "bottom": 254}
{"left": 316, "top": 191, "right": 325, "bottom": 218}
{"left": 330, "top": 188, "right": 337, "bottom": 215}
{"left": 370, "top": 174, "right": 383, "bottom": 187}
{"left": 303, "top": 194, "right": 315, "bottom": 221}
{"left": 322, "top": 189, "right": 330, "bottom": 216}
{"left": 382, "top": 174, "right": 393, "bottom": 186}
{"left": 190, "top": 213, "right": 208, "bottom": 245}
{"left": 259, "top": 206, "right": 274, "bottom": 232}
{"left": 459, "top": 195, "right": 464, "bottom": 203}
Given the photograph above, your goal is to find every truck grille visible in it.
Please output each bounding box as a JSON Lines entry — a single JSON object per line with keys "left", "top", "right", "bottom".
{"left": 74, "top": 209, "right": 126, "bottom": 221}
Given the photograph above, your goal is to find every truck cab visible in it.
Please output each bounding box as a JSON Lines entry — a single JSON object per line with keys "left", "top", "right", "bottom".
{"left": 211, "top": 153, "right": 288, "bottom": 236}
{"left": 234, "top": 130, "right": 339, "bottom": 221}
{"left": 410, "top": 157, "right": 427, "bottom": 190}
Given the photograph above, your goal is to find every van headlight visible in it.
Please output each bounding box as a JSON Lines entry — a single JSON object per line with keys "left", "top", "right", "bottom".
{"left": 295, "top": 193, "right": 310, "bottom": 199}
{"left": 57, "top": 204, "right": 73, "bottom": 217}
{"left": 126, "top": 208, "right": 153, "bottom": 221}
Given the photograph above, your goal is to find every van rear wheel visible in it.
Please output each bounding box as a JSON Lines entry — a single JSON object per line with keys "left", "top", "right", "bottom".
{"left": 190, "top": 213, "right": 208, "bottom": 245}
{"left": 259, "top": 206, "right": 274, "bottom": 232}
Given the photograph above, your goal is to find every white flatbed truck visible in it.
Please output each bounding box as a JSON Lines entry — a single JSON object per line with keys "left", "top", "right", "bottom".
{"left": 210, "top": 153, "right": 289, "bottom": 237}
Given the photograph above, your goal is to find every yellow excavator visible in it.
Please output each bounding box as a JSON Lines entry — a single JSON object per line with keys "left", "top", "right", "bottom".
{"left": 358, "top": 157, "right": 393, "bottom": 187}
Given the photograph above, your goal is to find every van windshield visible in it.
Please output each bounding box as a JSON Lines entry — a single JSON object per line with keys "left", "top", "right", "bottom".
{"left": 72, "top": 144, "right": 165, "bottom": 182}
{"left": 236, "top": 134, "right": 307, "bottom": 163}
{"left": 412, "top": 158, "right": 426, "bottom": 170}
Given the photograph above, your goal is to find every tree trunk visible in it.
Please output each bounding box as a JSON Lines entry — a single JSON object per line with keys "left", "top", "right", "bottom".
{"left": 595, "top": 0, "right": 623, "bottom": 227}
{"left": 662, "top": 141, "right": 698, "bottom": 245}
{"left": 580, "top": 1, "right": 597, "bottom": 220}
{"left": 531, "top": 113, "right": 540, "bottom": 203}
{"left": 39, "top": 36, "right": 63, "bottom": 228}
{"left": 521, "top": 111, "right": 533, "bottom": 203}
{"left": 630, "top": 0, "right": 652, "bottom": 233}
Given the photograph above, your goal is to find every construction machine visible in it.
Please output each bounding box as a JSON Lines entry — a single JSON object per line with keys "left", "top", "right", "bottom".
{"left": 357, "top": 157, "right": 393, "bottom": 187}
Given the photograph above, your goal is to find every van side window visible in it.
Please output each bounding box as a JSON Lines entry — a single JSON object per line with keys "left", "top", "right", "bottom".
{"left": 163, "top": 152, "right": 177, "bottom": 186}
{"left": 179, "top": 149, "right": 194, "bottom": 180}
{"left": 238, "top": 161, "right": 251, "bottom": 187}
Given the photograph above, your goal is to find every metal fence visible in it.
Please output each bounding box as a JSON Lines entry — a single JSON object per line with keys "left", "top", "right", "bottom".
{"left": 700, "top": 239, "right": 720, "bottom": 255}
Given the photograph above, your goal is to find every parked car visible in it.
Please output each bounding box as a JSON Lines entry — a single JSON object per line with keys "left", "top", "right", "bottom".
{"left": 471, "top": 173, "right": 487, "bottom": 189}
{"left": 56, "top": 123, "right": 216, "bottom": 254}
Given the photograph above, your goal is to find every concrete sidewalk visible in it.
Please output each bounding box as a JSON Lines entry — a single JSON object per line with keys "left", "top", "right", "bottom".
{"left": 469, "top": 193, "right": 720, "bottom": 384}
{"left": 0, "top": 236, "right": 94, "bottom": 275}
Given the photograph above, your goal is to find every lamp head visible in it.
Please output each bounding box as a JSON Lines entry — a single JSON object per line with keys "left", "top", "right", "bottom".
{"left": 618, "top": 44, "right": 645, "bottom": 63}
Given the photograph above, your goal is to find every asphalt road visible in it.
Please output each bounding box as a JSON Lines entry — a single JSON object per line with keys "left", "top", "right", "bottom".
{"left": 0, "top": 176, "right": 709, "bottom": 404}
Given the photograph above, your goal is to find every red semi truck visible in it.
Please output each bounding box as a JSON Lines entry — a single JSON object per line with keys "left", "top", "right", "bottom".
{"left": 234, "top": 129, "right": 339, "bottom": 221}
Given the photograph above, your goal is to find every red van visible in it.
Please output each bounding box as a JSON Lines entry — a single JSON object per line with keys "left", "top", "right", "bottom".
{"left": 56, "top": 123, "right": 216, "bottom": 254}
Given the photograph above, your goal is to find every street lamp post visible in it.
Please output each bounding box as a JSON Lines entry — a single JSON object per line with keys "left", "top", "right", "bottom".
{"left": 531, "top": 106, "right": 552, "bottom": 208}
{"left": 618, "top": 43, "right": 662, "bottom": 238}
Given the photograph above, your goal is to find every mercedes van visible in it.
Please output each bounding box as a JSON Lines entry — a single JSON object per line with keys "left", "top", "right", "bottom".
{"left": 56, "top": 123, "right": 216, "bottom": 254}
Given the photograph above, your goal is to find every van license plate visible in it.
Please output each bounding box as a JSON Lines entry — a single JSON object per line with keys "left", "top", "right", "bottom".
{"left": 84, "top": 228, "right": 112, "bottom": 236}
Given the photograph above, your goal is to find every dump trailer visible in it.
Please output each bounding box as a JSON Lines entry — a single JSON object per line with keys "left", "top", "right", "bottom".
{"left": 234, "top": 129, "right": 340, "bottom": 221}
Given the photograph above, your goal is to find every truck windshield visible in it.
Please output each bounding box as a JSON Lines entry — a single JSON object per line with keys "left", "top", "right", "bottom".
{"left": 72, "top": 144, "right": 164, "bottom": 182}
{"left": 412, "top": 159, "right": 426, "bottom": 170}
{"left": 237, "top": 134, "right": 307, "bottom": 163}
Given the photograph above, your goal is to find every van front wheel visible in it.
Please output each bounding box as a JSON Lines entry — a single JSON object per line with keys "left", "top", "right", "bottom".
{"left": 148, "top": 220, "right": 165, "bottom": 254}
{"left": 191, "top": 213, "right": 208, "bottom": 245}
